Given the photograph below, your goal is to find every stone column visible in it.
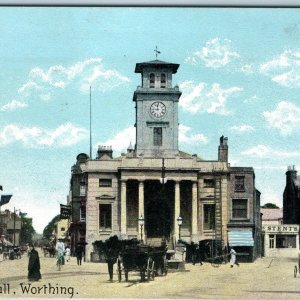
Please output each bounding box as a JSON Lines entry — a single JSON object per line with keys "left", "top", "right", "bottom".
{"left": 138, "top": 180, "right": 145, "bottom": 240}
{"left": 174, "top": 181, "right": 180, "bottom": 241}
{"left": 191, "top": 181, "right": 198, "bottom": 241}
{"left": 120, "top": 180, "right": 127, "bottom": 237}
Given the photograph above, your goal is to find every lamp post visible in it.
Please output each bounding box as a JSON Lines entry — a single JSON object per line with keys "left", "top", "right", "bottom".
{"left": 138, "top": 215, "right": 144, "bottom": 243}
{"left": 177, "top": 216, "right": 183, "bottom": 241}
{"left": 13, "top": 208, "right": 22, "bottom": 246}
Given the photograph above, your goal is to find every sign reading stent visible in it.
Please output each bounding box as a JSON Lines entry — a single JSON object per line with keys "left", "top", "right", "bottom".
{"left": 263, "top": 225, "right": 299, "bottom": 233}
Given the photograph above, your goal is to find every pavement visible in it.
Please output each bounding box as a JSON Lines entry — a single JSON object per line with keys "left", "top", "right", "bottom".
{"left": 1, "top": 250, "right": 300, "bottom": 299}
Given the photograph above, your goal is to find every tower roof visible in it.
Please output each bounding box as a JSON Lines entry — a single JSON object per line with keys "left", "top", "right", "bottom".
{"left": 135, "top": 59, "right": 180, "bottom": 73}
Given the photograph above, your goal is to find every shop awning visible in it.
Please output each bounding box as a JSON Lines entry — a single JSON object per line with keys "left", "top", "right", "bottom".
{"left": 228, "top": 230, "right": 254, "bottom": 247}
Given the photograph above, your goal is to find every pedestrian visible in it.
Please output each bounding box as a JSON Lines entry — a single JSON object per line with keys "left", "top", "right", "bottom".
{"left": 28, "top": 244, "right": 42, "bottom": 281}
{"left": 65, "top": 246, "right": 71, "bottom": 262}
{"left": 104, "top": 236, "right": 120, "bottom": 281}
{"left": 75, "top": 244, "right": 83, "bottom": 266}
{"left": 230, "top": 248, "right": 239, "bottom": 267}
{"left": 56, "top": 239, "right": 65, "bottom": 270}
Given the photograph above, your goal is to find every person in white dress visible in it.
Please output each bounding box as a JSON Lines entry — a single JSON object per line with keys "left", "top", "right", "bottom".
{"left": 230, "top": 248, "right": 239, "bottom": 267}
{"left": 65, "top": 246, "right": 71, "bottom": 262}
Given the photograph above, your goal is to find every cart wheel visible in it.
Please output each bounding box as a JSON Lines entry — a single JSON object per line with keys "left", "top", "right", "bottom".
{"left": 151, "top": 261, "right": 155, "bottom": 280}
{"left": 117, "top": 259, "right": 122, "bottom": 282}
{"left": 294, "top": 265, "right": 298, "bottom": 278}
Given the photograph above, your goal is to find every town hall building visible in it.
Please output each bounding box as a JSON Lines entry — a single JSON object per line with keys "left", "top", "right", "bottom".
{"left": 68, "top": 58, "right": 262, "bottom": 262}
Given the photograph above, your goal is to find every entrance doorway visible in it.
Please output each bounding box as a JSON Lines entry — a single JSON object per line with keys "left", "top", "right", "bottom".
{"left": 144, "top": 180, "right": 174, "bottom": 238}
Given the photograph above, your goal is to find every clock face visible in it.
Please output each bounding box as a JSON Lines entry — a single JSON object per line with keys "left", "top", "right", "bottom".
{"left": 150, "top": 102, "right": 166, "bottom": 118}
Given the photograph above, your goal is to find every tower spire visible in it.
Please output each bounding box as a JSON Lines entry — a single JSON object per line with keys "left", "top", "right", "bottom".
{"left": 154, "top": 46, "right": 161, "bottom": 59}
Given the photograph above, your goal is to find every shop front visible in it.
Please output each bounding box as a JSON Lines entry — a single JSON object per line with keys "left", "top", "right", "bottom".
{"left": 263, "top": 224, "right": 299, "bottom": 257}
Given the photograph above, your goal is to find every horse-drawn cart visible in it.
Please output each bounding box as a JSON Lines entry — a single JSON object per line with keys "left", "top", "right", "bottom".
{"left": 117, "top": 245, "right": 154, "bottom": 282}
{"left": 117, "top": 244, "right": 168, "bottom": 282}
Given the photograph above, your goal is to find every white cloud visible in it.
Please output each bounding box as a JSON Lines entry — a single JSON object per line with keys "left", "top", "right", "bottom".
{"left": 179, "top": 80, "right": 242, "bottom": 115}
{"left": 98, "top": 124, "right": 208, "bottom": 154}
{"left": 230, "top": 124, "right": 254, "bottom": 132}
{"left": 241, "top": 64, "right": 254, "bottom": 74}
{"left": 241, "top": 144, "right": 300, "bottom": 158}
{"left": 0, "top": 123, "right": 88, "bottom": 147}
{"left": 99, "top": 126, "right": 136, "bottom": 153}
{"left": 18, "top": 58, "right": 130, "bottom": 100}
{"left": 260, "top": 50, "right": 300, "bottom": 88}
{"left": 263, "top": 101, "right": 300, "bottom": 135}
{"left": 243, "top": 95, "right": 259, "bottom": 104}
{"left": 178, "top": 124, "right": 208, "bottom": 144}
{"left": 185, "top": 38, "right": 239, "bottom": 68}
{"left": 0, "top": 100, "right": 28, "bottom": 111}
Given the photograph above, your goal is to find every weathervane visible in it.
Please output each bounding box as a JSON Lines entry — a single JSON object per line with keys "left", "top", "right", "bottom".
{"left": 154, "top": 46, "right": 161, "bottom": 59}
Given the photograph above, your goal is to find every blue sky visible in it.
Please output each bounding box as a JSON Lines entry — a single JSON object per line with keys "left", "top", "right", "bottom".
{"left": 1, "top": 7, "right": 300, "bottom": 233}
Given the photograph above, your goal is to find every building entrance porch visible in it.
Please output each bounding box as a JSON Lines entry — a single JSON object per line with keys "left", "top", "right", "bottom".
{"left": 122, "top": 178, "right": 198, "bottom": 243}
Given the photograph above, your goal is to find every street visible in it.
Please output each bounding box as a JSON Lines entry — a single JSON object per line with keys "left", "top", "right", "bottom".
{"left": 1, "top": 251, "right": 300, "bottom": 299}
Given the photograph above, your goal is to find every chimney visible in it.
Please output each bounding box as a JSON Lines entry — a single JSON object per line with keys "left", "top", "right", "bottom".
{"left": 97, "top": 145, "right": 113, "bottom": 159}
{"left": 218, "top": 135, "right": 228, "bottom": 162}
{"left": 286, "top": 165, "right": 297, "bottom": 185}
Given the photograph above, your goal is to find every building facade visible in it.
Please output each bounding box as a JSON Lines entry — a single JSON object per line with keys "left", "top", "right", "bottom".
{"left": 0, "top": 209, "right": 21, "bottom": 246}
{"left": 68, "top": 59, "right": 261, "bottom": 261}
{"left": 262, "top": 224, "right": 299, "bottom": 257}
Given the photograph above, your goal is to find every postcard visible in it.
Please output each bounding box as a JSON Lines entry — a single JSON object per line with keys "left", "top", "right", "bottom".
{"left": 1, "top": 4, "right": 300, "bottom": 299}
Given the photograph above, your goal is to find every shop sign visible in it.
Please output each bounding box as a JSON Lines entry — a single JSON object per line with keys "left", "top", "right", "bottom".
{"left": 263, "top": 225, "right": 299, "bottom": 233}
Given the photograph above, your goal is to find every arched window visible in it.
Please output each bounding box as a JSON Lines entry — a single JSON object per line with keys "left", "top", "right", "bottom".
{"left": 150, "top": 73, "right": 155, "bottom": 88}
{"left": 161, "top": 73, "right": 166, "bottom": 88}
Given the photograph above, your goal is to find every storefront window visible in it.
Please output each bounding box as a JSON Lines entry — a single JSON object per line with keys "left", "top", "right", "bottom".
{"left": 276, "top": 235, "right": 296, "bottom": 248}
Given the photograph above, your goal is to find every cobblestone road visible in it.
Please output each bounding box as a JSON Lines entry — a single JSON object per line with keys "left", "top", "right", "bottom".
{"left": 1, "top": 250, "right": 300, "bottom": 299}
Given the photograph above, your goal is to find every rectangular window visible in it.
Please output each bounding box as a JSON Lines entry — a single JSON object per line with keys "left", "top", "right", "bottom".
{"left": 276, "top": 235, "right": 296, "bottom": 248}
{"left": 269, "top": 234, "right": 275, "bottom": 248}
{"left": 204, "top": 204, "right": 215, "bottom": 230}
{"left": 232, "top": 199, "right": 248, "bottom": 219}
{"left": 235, "top": 176, "right": 245, "bottom": 191}
{"left": 99, "top": 204, "right": 112, "bottom": 230}
{"left": 153, "top": 127, "right": 162, "bottom": 146}
{"left": 204, "top": 179, "right": 215, "bottom": 188}
{"left": 99, "top": 179, "right": 112, "bottom": 187}
{"left": 61, "top": 227, "right": 65, "bottom": 232}
{"left": 80, "top": 206, "right": 86, "bottom": 222}
{"left": 80, "top": 185, "right": 86, "bottom": 196}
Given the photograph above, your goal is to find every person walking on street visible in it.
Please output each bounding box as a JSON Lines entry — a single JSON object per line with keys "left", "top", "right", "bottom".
{"left": 56, "top": 239, "right": 65, "bottom": 271}
{"left": 28, "top": 244, "right": 41, "bottom": 281}
{"left": 65, "top": 246, "right": 71, "bottom": 262}
{"left": 230, "top": 248, "right": 239, "bottom": 267}
{"left": 75, "top": 244, "right": 83, "bottom": 266}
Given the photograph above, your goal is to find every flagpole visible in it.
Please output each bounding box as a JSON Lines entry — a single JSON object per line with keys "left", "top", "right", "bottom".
{"left": 13, "top": 207, "right": 15, "bottom": 246}
{"left": 89, "top": 86, "right": 92, "bottom": 159}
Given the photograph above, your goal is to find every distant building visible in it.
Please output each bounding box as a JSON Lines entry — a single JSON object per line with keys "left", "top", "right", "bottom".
{"left": 67, "top": 58, "right": 261, "bottom": 262}
{"left": 283, "top": 165, "right": 300, "bottom": 224}
{"left": 0, "top": 209, "right": 21, "bottom": 246}
{"left": 261, "top": 208, "right": 283, "bottom": 225}
{"left": 54, "top": 219, "right": 69, "bottom": 240}
{"left": 262, "top": 207, "right": 299, "bottom": 257}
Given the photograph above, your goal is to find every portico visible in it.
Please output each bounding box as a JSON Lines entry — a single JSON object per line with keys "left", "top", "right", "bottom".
{"left": 119, "top": 166, "right": 199, "bottom": 243}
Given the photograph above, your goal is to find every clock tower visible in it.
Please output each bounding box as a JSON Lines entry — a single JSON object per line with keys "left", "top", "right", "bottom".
{"left": 133, "top": 59, "right": 182, "bottom": 157}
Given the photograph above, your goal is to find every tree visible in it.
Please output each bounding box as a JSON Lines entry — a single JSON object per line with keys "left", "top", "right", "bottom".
{"left": 20, "top": 217, "right": 36, "bottom": 244}
{"left": 261, "top": 203, "right": 279, "bottom": 209}
{"left": 43, "top": 214, "right": 60, "bottom": 239}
